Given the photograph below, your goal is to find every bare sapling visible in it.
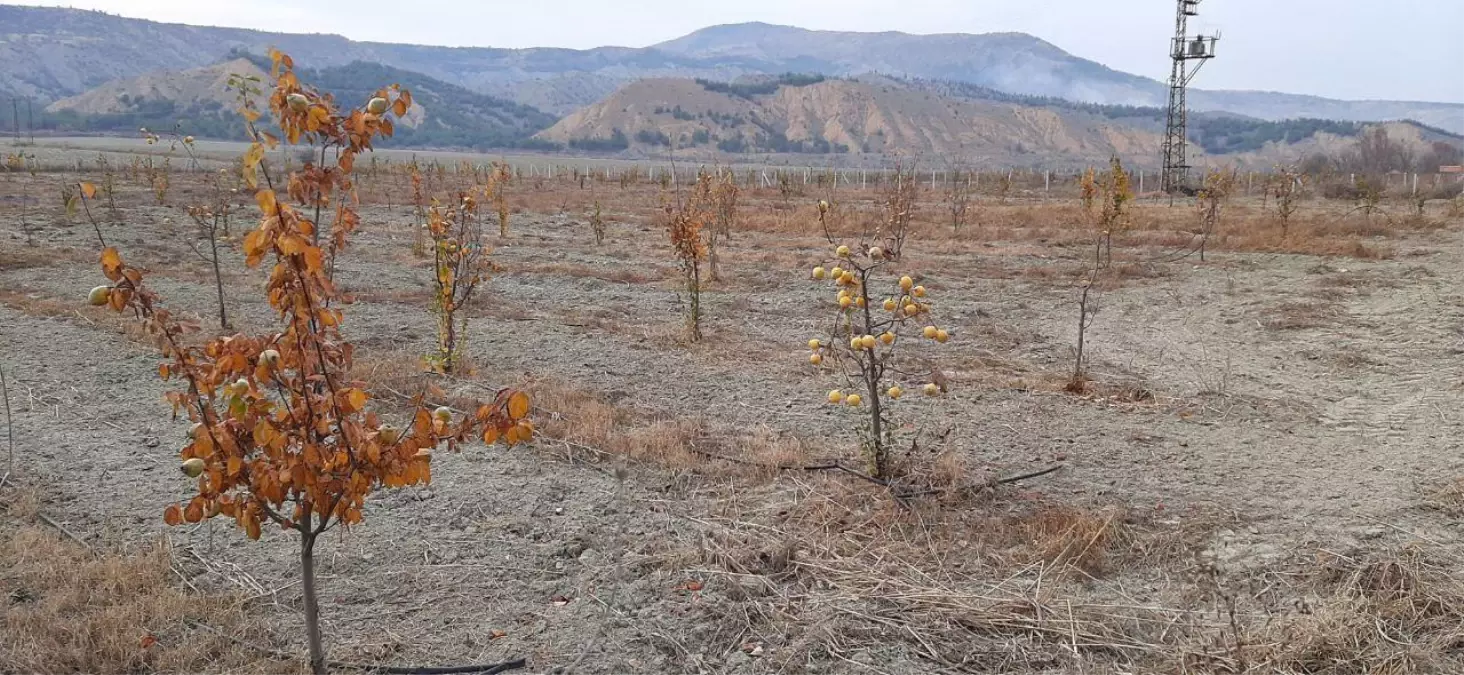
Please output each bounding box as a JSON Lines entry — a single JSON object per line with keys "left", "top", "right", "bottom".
{"left": 879, "top": 164, "right": 918, "bottom": 260}
{"left": 185, "top": 170, "right": 239, "bottom": 329}
{"left": 708, "top": 170, "right": 739, "bottom": 281}
{"left": 590, "top": 200, "right": 606, "bottom": 246}
{"left": 947, "top": 165, "right": 972, "bottom": 232}
{"left": 1196, "top": 168, "right": 1235, "bottom": 261}
{"left": 490, "top": 162, "right": 511, "bottom": 237}
{"left": 1269, "top": 164, "right": 1304, "bottom": 239}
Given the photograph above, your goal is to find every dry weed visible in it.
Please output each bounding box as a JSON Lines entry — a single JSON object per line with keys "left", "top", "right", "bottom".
{"left": 0, "top": 491, "right": 286, "bottom": 674}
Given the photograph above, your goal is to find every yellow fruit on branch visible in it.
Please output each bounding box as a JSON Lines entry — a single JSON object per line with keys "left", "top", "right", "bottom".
{"left": 880, "top": 332, "right": 895, "bottom": 345}
{"left": 366, "top": 97, "right": 390, "bottom": 115}
{"left": 828, "top": 390, "right": 844, "bottom": 404}
{"left": 812, "top": 266, "right": 828, "bottom": 280}
{"left": 924, "top": 383, "right": 940, "bottom": 397}
{"left": 868, "top": 246, "right": 884, "bottom": 259}
{"left": 830, "top": 266, "right": 845, "bottom": 279}
{"left": 899, "top": 276, "right": 914, "bottom": 291}
{"left": 808, "top": 339, "right": 822, "bottom": 350}
{"left": 258, "top": 349, "right": 281, "bottom": 367}
{"left": 859, "top": 335, "right": 877, "bottom": 350}
{"left": 913, "top": 286, "right": 927, "bottom": 298}
{"left": 287, "top": 93, "right": 309, "bottom": 112}
{"left": 87, "top": 286, "right": 111, "bottom": 306}
{"left": 850, "top": 337, "right": 864, "bottom": 351}
{"left": 846, "top": 393, "right": 863, "bottom": 406}
{"left": 181, "top": 458, "right": 206, "bottom": 478}
{"left": 883, "top": 298, "right": 897, "bottom": 312}
{"left": 935, "top": 329, "right": 950, "bottom": 344}
{"left": 378, "top": 425, "right": 401, "bottom": 446}
{"left": 887, "top": 385, "right": 903, "bottom": 399}
{"left": 923, "top": 326, "right": 938, "bottom": 339}
{"left": 836, "top": 245, "right": 851, "bottom": 258}
{"left": 855, "top": 296, "right": 867, "bottom": 308}
{"left": 809, "top": 353, "right": 824, "bottom": 365}
{"left": 433, "top": 406, "right": 453, "bottom": 422}
{"left": 838, "top": 296, "right": 853, "bottom": 309}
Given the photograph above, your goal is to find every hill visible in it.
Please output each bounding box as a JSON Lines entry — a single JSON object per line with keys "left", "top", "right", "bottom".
{"left": 535, "top": 76, "right": 1163, "bottom": 166}
{"left": 40, "top": 57, "right": 557, "bottom": 150}
{"left": 3, "top": 6, "right": 1462, "bottom": 133}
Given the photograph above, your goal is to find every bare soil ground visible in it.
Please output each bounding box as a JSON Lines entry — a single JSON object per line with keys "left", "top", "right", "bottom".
{"left": 4, "top": 149, "right": 1464, "bottom": 674}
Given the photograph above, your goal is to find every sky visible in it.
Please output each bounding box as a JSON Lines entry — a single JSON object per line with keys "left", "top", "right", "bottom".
{"left": 15, "top": 0, "right": 1464, "bottom": 103}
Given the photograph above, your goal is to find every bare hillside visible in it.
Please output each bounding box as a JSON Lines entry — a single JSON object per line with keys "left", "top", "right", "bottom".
{"left": 536, "top": 77, "right": 1163, "bottom": 165}
{"left": 45, "top": 58, "right": 266, "bottom": 116}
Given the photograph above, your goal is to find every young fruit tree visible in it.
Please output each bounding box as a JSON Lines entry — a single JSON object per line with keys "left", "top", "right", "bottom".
{"left": 426, "top": 190, "right": 495, "bottom": 374}
{"left": 89, "top": 51, "right": 533, "bottom": 675}
{"left": 666, "top": 173, "right": 713, "bottom": 341}
{"left": 808, "top": 244, "right": 949, "bottom": 478}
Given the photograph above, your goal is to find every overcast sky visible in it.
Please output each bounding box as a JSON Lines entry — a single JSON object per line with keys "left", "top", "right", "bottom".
{"left": 17, "top": 0, "right": 1464, "bottom": 103}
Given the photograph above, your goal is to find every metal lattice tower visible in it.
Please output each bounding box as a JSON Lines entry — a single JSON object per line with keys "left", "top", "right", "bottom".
{"left": 1161, "top": 0, "right": 1217, "bottom": 194}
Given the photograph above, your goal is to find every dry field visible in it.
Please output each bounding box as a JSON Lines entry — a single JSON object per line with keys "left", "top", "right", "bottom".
{"left": 4, "top": 142, "right": 1464, "bottom": 674}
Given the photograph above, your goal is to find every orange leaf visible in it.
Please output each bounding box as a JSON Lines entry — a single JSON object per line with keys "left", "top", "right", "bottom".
{"left": 100, "top": 247, "right": 122, "bottom": 280}
{"left": 163, "top": 505, "right": 183, "bottom": 526}
{"left": 303, "top": 247, "right": 324, "bottom": 273}
{"left": 255, "top": 189, "right": 277, "bottom": 214}
{"left": 184, "top": 501, "right": 203, "bottom": 523}
{"left": 392, "top": 98, "right": 408, "bottom": 117}
{"left": 345, "top": 388, "right": 367, "bottom": 412}
{"left": 80, "top": 182, "right": 97, "bottom": 199}
{"left": 278, "top": 235, "right": 307, "bottom": 255}
{"left": 507, "top": 391, "right": 530, "bottom": 420}
{"left": 481, "top": 427, "right": 500, "bottom": 445}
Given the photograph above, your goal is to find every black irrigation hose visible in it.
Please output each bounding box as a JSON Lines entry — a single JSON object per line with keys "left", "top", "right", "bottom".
{"left": 338, "top": 659, "right": 527, "bottom": 675}
{"left": 689, "top": 446, "right": 1063, "bottom": 498}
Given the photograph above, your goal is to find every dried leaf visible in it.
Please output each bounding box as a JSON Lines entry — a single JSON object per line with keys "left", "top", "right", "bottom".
{"left": 255, "top": 189, "right": 277, "bottom": 214}
{"left": 507, "top": 391, "right": 530, "bottom": 420}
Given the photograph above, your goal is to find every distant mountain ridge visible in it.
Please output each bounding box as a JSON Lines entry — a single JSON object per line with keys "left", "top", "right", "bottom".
{"left": 537, "top": 76, "right": 1165, "bottom": 166}
{"left": 40, "top": 56, "right": 558, "bottom": 149}
{"left": 3, "top": 5, "right": 1461, "bottom": 134}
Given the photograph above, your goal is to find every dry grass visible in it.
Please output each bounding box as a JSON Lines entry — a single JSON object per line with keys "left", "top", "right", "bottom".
{"left": 1244, "top": 548, "right": 1464, "bottom": 674}
{"left": 1262, "top": 300, "right": 1344, "bottom": 331}
{"left": 0, "top": 491, "right": 287, "bottom": 674}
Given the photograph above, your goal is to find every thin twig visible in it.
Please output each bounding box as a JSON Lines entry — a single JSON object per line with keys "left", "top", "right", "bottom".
{"left": 36, "top": 511, "right": 92, "bottom": 551}
{"left": 0, "top": 365, "right": 12, "bottom": 487}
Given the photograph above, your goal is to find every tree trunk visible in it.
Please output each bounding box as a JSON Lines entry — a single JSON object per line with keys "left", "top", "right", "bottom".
{"left": 300, "top": 529, "right": 326, "bottom": 675}
{"left": 865, "top": 351, "right": 885, "bottom": 478}
{"left": 209, "top": 228, "right": 230, "bottom": 330}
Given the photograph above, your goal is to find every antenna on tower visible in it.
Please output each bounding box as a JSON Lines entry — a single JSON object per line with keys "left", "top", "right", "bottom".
{"left": 1161, "top": 0, "right": 1218, "bottom": 194}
